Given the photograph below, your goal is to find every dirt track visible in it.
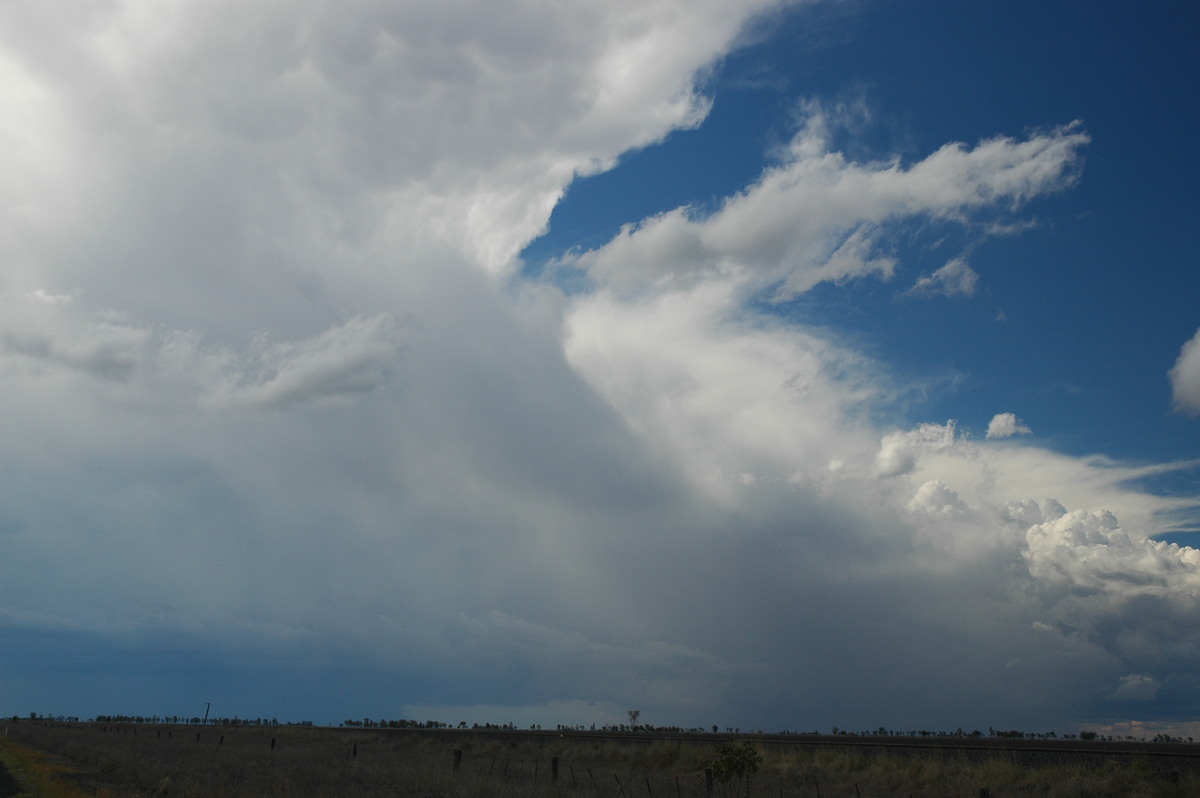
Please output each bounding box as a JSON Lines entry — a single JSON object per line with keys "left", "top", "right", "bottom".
{"left": 0, "top": 760, "right": 21, "bottom": 798}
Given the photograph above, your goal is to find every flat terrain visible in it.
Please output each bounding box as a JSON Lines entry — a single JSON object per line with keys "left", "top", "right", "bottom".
{"left": 0, "top": 760, "right": 21, "bottom": 798}
{"left": 2, "top": 721, "right": 1198, "bottom": 797}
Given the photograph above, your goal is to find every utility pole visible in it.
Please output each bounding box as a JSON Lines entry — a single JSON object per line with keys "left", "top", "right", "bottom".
{"left": 203, "top": 702, "right": 211, "bottom": 725}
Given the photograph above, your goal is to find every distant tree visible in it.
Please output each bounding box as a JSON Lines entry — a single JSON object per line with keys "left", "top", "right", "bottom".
{"left": 627, "top": 710, "right": 640, "bottom": 728}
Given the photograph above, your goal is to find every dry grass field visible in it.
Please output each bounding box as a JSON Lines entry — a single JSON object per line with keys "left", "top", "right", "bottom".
{"left": 1, "top": 721, "right": 1197, "bottom": 797}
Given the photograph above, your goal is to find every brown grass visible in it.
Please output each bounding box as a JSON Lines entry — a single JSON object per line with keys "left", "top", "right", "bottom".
{"left": 2, "top": 722, "right": 1197, "bottom": 798}
{"left": 0, "top": 732, "right": 115, "bottom": 798}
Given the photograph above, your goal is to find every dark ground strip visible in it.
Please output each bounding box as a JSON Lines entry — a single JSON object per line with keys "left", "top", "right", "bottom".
{"left": 0, "top": 760, "right": 21, "bottom": 798}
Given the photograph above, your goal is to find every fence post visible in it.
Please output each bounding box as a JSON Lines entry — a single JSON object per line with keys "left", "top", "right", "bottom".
{"left": 551, "top": 756, "right": 559, "bottom": 782}
{"left": 705, "top": 768, "right": 713, "bottom": 798}
{"left": 453, "top": 749, "right": 462, "bottom": 771}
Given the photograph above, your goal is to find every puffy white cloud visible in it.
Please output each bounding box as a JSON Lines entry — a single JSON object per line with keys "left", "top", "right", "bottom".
{"left": 891, "top": 424, "right": 1194, "bottom": 541}
{"left": 987, "top": 412, "right": 1032, "bottom": 439}
{"left": 566, "top": 277, "right": 882, "bottom": 502}
{"left": 1023, "top": 508, "right": 1200, "bottom": 594}
{"left": 907, "top": 479, "right": 969, "bottom": 518}
{"left": 565, "top": 110, "right": 1087, "bottom": 298}
{"left": 875, "top": 421, "right": 958, "bottom": 477}
{"left": 1169, "top": 328, "right": 1200, "bottom": 415}
{"left": 0, "top": 0, "right": 788, "bottom": 354}
{"left": 908, "top": 258, "right": 980, "bottom": 298}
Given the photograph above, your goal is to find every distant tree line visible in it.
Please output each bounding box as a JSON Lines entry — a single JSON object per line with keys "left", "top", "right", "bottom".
{"left": 90, "top": 714, "right": 311, "bottom": 727}
{"left": 340, "top": 718, "right": 454, "bottom": 729}
{"left": 818, "top": 726, "right": 1193, "bottom": 744}
{"left": 14, "top": 712, "right": 312, "bottom": 727}
{"left": 8, "top": 713, "right": 1194, "bottom": 744}
{"left": 554, "top": 722, "right": 709, "bottom": 734}
{"left": 335, "top": 718, "right": 709, "bottom": 733}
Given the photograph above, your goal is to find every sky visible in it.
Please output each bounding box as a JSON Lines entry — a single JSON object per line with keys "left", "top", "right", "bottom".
{"left": 1, "top": 0, "right": 1198, "bottom": 738}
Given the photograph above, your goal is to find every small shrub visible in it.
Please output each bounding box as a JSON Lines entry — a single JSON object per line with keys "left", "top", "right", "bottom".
{"left": 704, "top": 741, "right": 762, "bottom": 784}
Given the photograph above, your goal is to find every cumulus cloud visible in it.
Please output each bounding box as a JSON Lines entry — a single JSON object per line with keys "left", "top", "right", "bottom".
{"left": 0, "top": 0, "right": 1197, "bottom": 736}
{"left": 908, "top": 258, "right": 980, "bottom": 298}
{"left": 1169, "top": 328, "right": 1200, "bottom": 415}
{"left": 875, "top": 421, "right": 958, "bottom": 477}
{"left": 907, "top": 479, "right": 969, "bottom": 518}
{"left": 564, "top": 110, "right": 1087, "bottom": 298}
{"left": 566, "top": 277, "right": 882, "bottom": 501}
{"left": 1023, "top": 507, "right": 1200, "bottom": 595}
{"left": 987, "top": 412, "right": 1032, "bottom": 439}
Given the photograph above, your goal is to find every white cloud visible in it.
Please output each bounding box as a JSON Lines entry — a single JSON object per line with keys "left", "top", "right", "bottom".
{"left": 565, "top": 111, "right": 1087, "bottom": 298}
{"left": 1023, "top": 508, "right": 1200, "bottom": 595}
{"left": 907, "top": 479, "right": 969, "bottom": 518}
{"left": 565, "top": 277, "right": 882, "bottom": 502}
{"left": 1169, "top": 328, "right": 1200, "bottom": 415}
{"left": 206, "top": 314, "right": 403, "bottom": 410}
{"left": 875, "top": 421, "right": 958, "bottom": 477}
{"left": 908, "top": 258, "right": 980, "bottom": 298}
{"left": 0, "top": 0, "right": 1197, "bottom": 736}
{"left": 987, "top": 412, "right": 1032, "bottom": 439}
{"left": 0, "top": 0, "right": 787, "bottom": 349}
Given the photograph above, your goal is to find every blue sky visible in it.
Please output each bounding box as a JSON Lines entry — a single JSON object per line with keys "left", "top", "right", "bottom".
{"left": 526, "top": 0, "right": 1200, "bottom": 483}
{"left": 1, "top": 0, "right": 1199, "bottom": 738}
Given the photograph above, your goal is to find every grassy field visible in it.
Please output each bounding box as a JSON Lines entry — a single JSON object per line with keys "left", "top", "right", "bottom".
{"left": 2, "top": 721, "right": 1197, "bottom": 797}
